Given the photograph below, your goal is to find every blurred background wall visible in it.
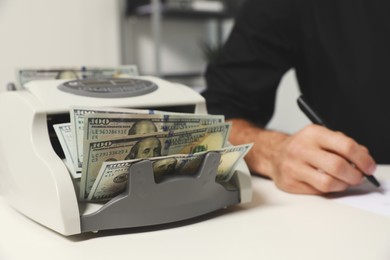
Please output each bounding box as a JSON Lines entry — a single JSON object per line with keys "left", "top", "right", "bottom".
{"left": 0, "top": 0, "right": 121, "bottom": 92}
{"left": 0, "top": 0, "right": 308, "bottom": 132}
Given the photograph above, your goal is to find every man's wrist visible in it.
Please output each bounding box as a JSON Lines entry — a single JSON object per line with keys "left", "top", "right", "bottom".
{"left": 227, "top": 118, "right": 289, "bottom": 179}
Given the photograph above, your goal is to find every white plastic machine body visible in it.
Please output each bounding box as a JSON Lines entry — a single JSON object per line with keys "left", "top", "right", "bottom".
{"left": 0, "top": 76, "right": 252, "bottom": 236}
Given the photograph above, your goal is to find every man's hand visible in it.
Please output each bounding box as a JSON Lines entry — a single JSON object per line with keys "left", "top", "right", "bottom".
{"left": 228, "top": 119, "right": 377, "bottom": 194}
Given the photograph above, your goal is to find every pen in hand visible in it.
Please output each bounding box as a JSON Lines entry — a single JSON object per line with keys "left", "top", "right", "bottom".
{"left": 297, "top": 95, "right": 380, "bottom": 188}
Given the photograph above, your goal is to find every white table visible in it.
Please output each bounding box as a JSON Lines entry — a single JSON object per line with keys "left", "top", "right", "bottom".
{"left": 1, "top": 166, "right": 390, "bottom": 260}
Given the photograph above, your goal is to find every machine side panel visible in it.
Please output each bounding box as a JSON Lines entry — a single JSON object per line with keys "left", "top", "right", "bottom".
{"left": 0, "top": 91, "right": 80, "bottom": 235}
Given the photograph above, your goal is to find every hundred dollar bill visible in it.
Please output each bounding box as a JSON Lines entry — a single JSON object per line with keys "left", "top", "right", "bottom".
{"left": 84, "top": 113, "right": 225, "bottom": 141}
{"left": 87, "top": 143, "right": 252, "bottom": 201}
{"left": 16, "top": 65, "right": 138, "bottom": 87}
{"left": 70, "top": 106, "right": 169, "bottom": 172}
{"left": 71, "top": 106, "right": 224, "bottom": 172}
{"left": 80, "top": 123, "right": 231, "bottom": 199}
{"left": 53, "top": 123, "right": 81, "bottom": 178}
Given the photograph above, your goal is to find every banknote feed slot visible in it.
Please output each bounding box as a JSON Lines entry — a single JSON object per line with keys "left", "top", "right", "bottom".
{"left": 47, "top": 104, "right": 196, "bottom": 160}
{"left": 0, "top": 76, "right": 252, "bottom": 236}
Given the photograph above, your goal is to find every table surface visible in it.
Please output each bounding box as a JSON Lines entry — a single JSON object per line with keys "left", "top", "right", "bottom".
{"left": 1, "top": 166, "right": 390, "bottom": 260}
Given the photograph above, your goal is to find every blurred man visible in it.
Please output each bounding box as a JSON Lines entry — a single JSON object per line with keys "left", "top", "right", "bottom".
{"left": 203, "top": 0, "right": 384, "bottom": 194}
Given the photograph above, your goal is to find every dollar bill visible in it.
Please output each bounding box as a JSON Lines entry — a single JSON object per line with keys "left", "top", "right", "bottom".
{"left": 16, "top": 65, "right": 138, "bottom": 87}
{"left": 80, "top": 123, "right": 231, "bottom": 199}
{"left": 87, "top": 143, "right": 252, "bottom": 201}
{"left": 71, "top": 106, "right": 224, "bottom": 172}
{"left": 70, "top": 106, "right": 167, "bottom": 172}
{"left": 84, "top": 113, "right": 225, "bottom": 141}
{"left": 53, "top": 123, "right": 81, "bottom": 178}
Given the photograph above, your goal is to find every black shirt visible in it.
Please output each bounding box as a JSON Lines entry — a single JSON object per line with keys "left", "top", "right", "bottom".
{"left": 203, "top": 0, "right": 390, "bottom": 163}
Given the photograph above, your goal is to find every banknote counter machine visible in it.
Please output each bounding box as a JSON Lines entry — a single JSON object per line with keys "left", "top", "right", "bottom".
{"left": 0, "top": 76, "right": 252, "bottom": 236}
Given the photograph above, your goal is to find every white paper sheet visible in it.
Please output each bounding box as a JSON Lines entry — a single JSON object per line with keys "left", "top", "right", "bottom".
{"left": 329, "top": 179, "right": 390, "bottom": 216}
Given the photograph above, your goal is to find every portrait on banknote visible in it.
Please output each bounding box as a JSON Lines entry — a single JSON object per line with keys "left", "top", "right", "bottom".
{"left": 128, "top": 119, "right": 158, "bottom": 135}
{"left": 125, "top": 136, "right": 162, "bottom": 160}
{"left": 152, "top": 157, "right": 178, "bottom": 182}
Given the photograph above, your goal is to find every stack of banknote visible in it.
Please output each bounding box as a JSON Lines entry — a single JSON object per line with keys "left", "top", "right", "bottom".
{"left": 15, "top": 65, "right": 139, "bottom": 88}
{"left": 54, "top": 107, "right": 252, "bottom": 202}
